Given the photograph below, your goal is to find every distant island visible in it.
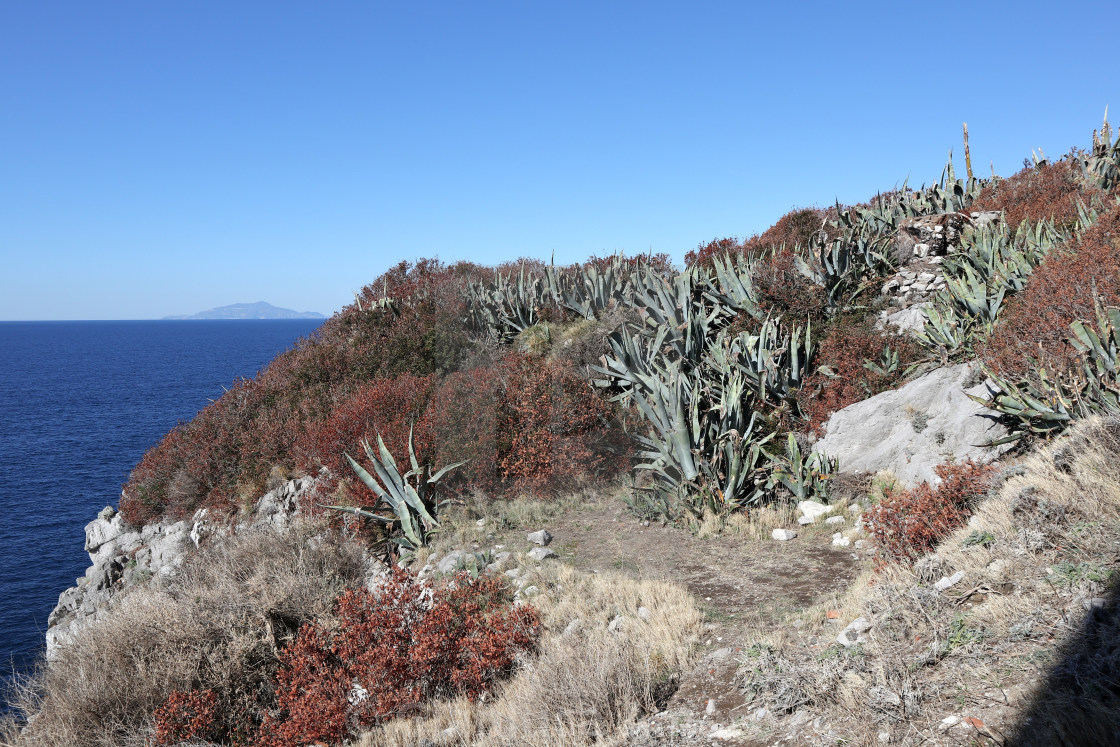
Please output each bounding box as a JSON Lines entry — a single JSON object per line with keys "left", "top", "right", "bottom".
{"left": 163, "top": 301, "right": 326, "bottom": 320}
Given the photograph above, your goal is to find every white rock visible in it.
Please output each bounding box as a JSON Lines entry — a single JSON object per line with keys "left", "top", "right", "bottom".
{"left": 637, "top": 606, "right": 652, "bottom": 621}
{"left": 939, "top": 715, "right": 961, "bottom": 731}
{"left": 608, "top": 615, "right": 626, "bottom": 633}
{"left": 797, "top": 515, "right": 814, "bottom": 525}
{"left": 825, "top": 516, "right": 845, "bottom": 525}
{"left": 710, "top": 727, "right": 745, "bottom": 739}
{"left": 797, "top": 501, "right": 835, "bottom": 522}
{"left": 813, "top": 363, "right": 1011, "bottom": 488}
{"left": 527, "top": 547, "right": 556, "bottom": 561}
{"left": 476, "top": 518, "right": 486, "bottom": 528}
{"left": 527, "top": 529, "right": 553, "bottom": 546}
{"left": 832, "top": 533, "right": 851, "bottom": 547}
{"left": 562, "top": 618, "right": 584, "bottom": 636}
{"left": 848, "top": 503, "right": 862, "bottom": 514}
{"left": 772, "top": 528, "right": 798, "bottom": 541}
{"left": 437, "top": 550, "right": 468, "bottom": 574}
{"left": 934, "top": 570, "right": 965, "bottom": 591}
{"left": 705, "top": 698, "right": 716, "bottom": 715}
{"left": 837, "top": 617, "right": 871, "bottom": 647}
{"left": 750, "top": 706, "right": 769, "bottom": 721}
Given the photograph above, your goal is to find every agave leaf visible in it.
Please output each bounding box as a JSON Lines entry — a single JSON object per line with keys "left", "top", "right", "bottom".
{"left": 345, "top": 451, "right": 388, "bottom": 499}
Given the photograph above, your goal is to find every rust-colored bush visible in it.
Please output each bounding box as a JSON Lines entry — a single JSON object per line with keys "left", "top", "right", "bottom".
{"left": 981, "top": 203, "right": 1120, "bottom": 377}
{"left": 970, "top": 159, "right": 1103, "bottom": 230}
{"left": 151, "top": 688, "right": 219, "bottom": 746}
{"left": 256, "top": 569, "right": 540, "bottom": 747}
{"left": 685, "top": 208, "right": 828, "bottom": 268}
{"left": 800, "top": 321, "right": 921, "bottom": 433}
{"left": 865, "top": 460, "right": 996, "bottom": 564}
{"left": 753, "top": 250, "right": 829, "bottom": 328}
{"left": 426, "top": 366, "right": 501, "bottom": 496}
{"left": 294, "top": 374, "right": 437, "bottom": 500}
{"left": 495, "top": 354, "right": 622, "bottom": 496}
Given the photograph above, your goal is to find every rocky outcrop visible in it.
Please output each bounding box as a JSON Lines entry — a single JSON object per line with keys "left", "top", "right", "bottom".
{"left": 46, "top": 475, "right": 318, "bottom": 658}
{"left": 878, "top": 211, "right": 1002, "bottom": 330}
{"left": 812, "top": 362, "right": 1011, "bottom": 487}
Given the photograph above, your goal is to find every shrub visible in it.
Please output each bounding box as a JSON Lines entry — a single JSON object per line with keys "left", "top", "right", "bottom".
{"left": 752, "top": 250, "right": 829, "bottom": 328}
{"left": 981, "top": 203, "right": 1120, "bottom": 378}
{"left": 684, "top": 236, "right": 741, "bottom": 268}
{"left": 7, "top": 524, "right": 367, "bottom": 747}
{"left": 800, "top": 321, "right": 921, "bottom": 433}
{"left": 151, "top": 689, "right": 219, "bottom": 746}
{"left": 426, "top": 366, "right": 501, "bottom": 496}
{"left": 970, "top": 159, "right": 1104, "bottom": 231}
{"left": 864, "top": 460, "right": 997, "bottom": 564}
{"left": 495, "top": 354, "right": 622, "bottom": 496}
{"left": 684, "top": 208, "right": 829, "bottom": 268}
{"left": 295, "top": 374, "right": 437, "bottom": 500}
{"left": 256, "top": 569, "right": 540, "bottom": 747}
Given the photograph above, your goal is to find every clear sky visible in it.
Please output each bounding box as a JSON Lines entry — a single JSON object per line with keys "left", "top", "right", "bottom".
{"left": 2, "top": 1, "right": 1117, "bottom": 320}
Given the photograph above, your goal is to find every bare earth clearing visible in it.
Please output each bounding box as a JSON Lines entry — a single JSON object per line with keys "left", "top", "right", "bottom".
{"left": 473, "top": 495, "right": 865, "bottom": 745}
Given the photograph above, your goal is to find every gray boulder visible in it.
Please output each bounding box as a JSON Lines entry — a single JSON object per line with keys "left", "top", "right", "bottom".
{"left": 813, "top": 363, "right": 1010, "bottom": 488}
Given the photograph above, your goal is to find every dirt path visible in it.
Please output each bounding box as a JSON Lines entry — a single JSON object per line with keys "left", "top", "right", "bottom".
{"left": 534, "top": 499, "right": 866, "bottom": 744}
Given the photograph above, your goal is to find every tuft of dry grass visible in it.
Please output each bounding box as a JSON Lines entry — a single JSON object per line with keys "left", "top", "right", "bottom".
{"left": 2, "top": 521, "right": 368, "bottom": 747}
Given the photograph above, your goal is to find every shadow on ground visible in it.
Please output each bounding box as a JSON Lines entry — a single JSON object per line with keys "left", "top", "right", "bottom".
{"left": 1006, "top": 574, "right": 1120, "bottom": 746}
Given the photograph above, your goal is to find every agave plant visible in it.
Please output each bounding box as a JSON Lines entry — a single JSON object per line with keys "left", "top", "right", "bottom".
{"left": 323, "top": 428, "right": 464, "bottom": 561}
{"left": 706, "top": 253, "right": 764, "bottom": 321}
{"left": 1080, "top": 114, "right": 1120, "bottom": 191}
{"left": 704, "top": 318, "right": 814, "bottom": 407}
{"left": 767, "top": 433, "right": 837, "bottom": 502}
{"left": 467, "top": 264, "right": 552, "bottom": 343}
{"left": 977, "top": 305, "right": 1120, "bottom": 440}
{"left": 545, "top": 256, "right": 640, "bottom": 320}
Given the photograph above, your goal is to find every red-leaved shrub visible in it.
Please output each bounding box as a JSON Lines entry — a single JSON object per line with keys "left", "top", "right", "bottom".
{"left": 151, "top": 689, "right": 219, "bottom": 746}
{"left": 981, "top": 202, "right": 1120, "bottom": 378}
{"left": 864, "top": 460, "right": 997, "bottom": 565}
{"left": 970, "top": 159, "right": 1104, "bottom": 231}
{"left": 685, "top": 208, "right": 829, "bottom": 267}
{"left": 753, "top": 250, "right": 829, "bottom": 328}
{"left": 255, "top": 570, "right": 540, "bottom": 747}
{"left": 495, "top": 354, "right": 621, "bottom": 496}
{"left": 426, "top": 366, "right": 501, "bottom": 496}
{"left": 295, "top": 374, "right": 437, "bottom": 500}
{"left": 800, "top": 321, "right": 920, "bottom": 433}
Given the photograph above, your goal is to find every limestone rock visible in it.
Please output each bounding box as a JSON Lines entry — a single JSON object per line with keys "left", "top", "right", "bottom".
{"left": 528, "top": 547, "right": 557, "bottom": 562}
{"left": 772, "top": 528, "right": 798, "bottom": 541}
{"left": 527, "top": 529, "right": 553, "bottom": 546}
{"left": 812, "top": 363, "right": 1010, "bottom": 488}
{"left": 798, "top": 500, "right": 835, "bottom": 523}
{"left": 837, "top": 617, "right": 872, "bottom": 647}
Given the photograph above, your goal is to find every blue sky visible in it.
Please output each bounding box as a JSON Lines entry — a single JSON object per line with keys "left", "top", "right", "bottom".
{"left": 1, "top": 1, "right": 1117, "bottom": 320}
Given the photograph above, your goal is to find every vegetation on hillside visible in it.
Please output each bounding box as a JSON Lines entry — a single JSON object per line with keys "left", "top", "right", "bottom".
{"left": 7, "top": 121, "right": 1120, "bottom": 746}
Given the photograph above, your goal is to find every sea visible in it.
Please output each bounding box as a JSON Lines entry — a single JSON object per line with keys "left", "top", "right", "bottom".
{"left": 0, "top": 319, "right": 325, "bottom": 704}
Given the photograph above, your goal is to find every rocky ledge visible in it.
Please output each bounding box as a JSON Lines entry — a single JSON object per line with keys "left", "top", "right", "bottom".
{"left": 47, "top": 475, "right": 318, "bottom": 658}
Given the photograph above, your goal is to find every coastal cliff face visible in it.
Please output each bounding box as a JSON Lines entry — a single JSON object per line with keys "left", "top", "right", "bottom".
{"left": 46, "top": 476, "right": 319, "bottom": 659}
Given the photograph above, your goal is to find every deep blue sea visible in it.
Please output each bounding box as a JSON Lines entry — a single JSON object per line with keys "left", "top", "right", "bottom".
{"left": 0, "top": 319, "right": 324, "bottom": 701}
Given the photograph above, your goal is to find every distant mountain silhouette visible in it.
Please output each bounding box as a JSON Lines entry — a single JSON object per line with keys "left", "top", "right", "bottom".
{"left": 163, "top": 302, "right": 326, "bottom": 320}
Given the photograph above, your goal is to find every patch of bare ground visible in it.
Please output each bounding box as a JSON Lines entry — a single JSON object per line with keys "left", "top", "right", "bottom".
{"left": 542, "top": 500, "right": 862, "bottom": 733}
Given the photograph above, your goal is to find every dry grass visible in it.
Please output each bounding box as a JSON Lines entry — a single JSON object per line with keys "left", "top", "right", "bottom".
{"left": 733, "top": 417, "right": 1120, "bottom": 745}
{"left": 2, "top": 521, "right": 367, "bottom": 747}
{"left": 358, "top": 564, "right": 701, "bottom": 746}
